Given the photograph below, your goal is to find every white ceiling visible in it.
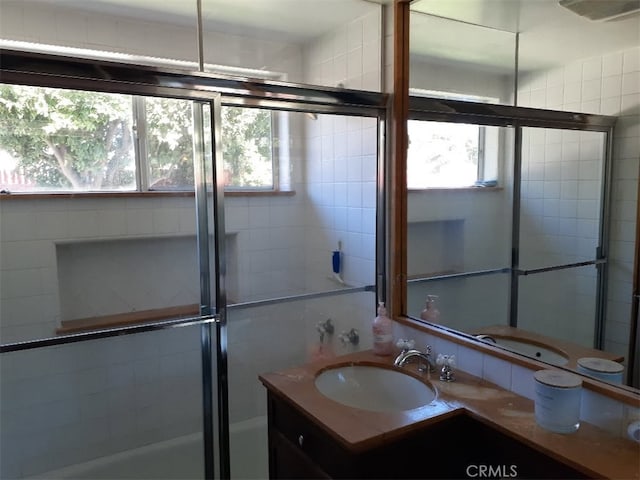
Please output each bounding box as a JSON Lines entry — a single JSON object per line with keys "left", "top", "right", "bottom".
{"left": 410, "top": 0, "right": 640, "bottom": 72}
{"left": 10, "top": 0, "right": 385, "bottom": 42}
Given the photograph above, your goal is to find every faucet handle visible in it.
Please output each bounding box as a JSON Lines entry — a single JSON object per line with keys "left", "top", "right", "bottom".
{"left": 396, "top": 339, "right": 415, "bottom": 351}
{"left": 436, "top": 354, "right": 455, "bottom": 367}
{"left": 316, "top": 318, "right": 334, "bottom": 334}
{"left": 436, "top": 354, "right": 456, "bottom": 382}
{"left": 339, "top": 328, "right": 359, "bottom": 346}
{"left": 316, "top": 318, "right": 334, "bottom": 343}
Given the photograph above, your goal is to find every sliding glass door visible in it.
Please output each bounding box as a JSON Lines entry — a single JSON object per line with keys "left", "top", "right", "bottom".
{"left": 517, "top": 127, "right": 608, "bottom": 349}
{"left": 0, "top": 94, "right": 225, "bottom": 480}
{"left": 0, "top": 51, "right": 388, "bottom": 480}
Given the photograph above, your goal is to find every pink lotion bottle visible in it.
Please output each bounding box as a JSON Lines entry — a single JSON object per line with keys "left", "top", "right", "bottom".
{"left": 420, "top": 295, "right": 440, "bottom": 323}
{"left": 372, "top": 302, "right": 394, "bottom": 356}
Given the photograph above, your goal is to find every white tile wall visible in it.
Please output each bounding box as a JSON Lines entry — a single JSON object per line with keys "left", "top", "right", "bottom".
{"left": 518, "top": 125, "right": 604, "bottom": 347}
{"left": 405, "top": 185, "right": 513, "bottom": 329}
{"left": 302, "top": 16, "right": 381, "bottom": 291}
{"left": 518, "top": 45, "right": 640, "bottom": 359}
{"left": 0, "top": 197, "right": 199, "bottom": 342}
{"left": 303, "top": 8, "right": 382, "bottom": 91}
{"left": 1, "top": 326, "right": 203, "bottom": 478}
{"left": 581, "top": 389, "right": 624, "bottom": 434}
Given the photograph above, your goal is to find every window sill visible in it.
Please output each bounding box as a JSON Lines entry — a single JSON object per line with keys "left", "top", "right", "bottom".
{"left": 0, "top": 190, "right": 296, "bottom": 200}
{"left": 56, "top": 304, "right": 200, "bottom": 334}
{"left": 408, "top": 186, "right": 503, "bottom": 193}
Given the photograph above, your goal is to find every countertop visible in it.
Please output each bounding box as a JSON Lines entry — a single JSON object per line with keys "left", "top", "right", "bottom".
{"left": 472, "top": 325, "right": 624, "bottom": 369}
{"left": 259, "top": 350, "right": 640, "bottom": 480}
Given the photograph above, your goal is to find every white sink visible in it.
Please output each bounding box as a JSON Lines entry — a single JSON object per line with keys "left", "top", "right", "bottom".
{"left": 314, "top": 364, "right": 436, "bottom": 412}
{"left": 492, "top": 338, "right": 569, "bottom": 366}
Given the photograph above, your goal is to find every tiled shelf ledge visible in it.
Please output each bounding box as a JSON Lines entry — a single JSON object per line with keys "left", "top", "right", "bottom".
{"left": 56, "top": 304, "right": 200, "bottom": 334}
{"left": 407, "top": 270, "right": 459, "bottom": 281}
{"left": 53, "top": 231, "right": 238, "bottom": 245}
{"left": 407, "top": 186, "right": 503, "bottom": 193}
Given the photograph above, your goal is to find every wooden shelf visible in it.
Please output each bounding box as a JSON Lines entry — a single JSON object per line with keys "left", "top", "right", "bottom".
{"left": 56, "top": 304, "right": 200, "bottom": 334}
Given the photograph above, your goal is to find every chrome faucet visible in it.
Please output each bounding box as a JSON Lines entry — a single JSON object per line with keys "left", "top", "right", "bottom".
{"left": 476, "top": 334, "right": 497, "bottom": 343}
{"left": 394, "top": 344, "right": 436, "bottom": 373}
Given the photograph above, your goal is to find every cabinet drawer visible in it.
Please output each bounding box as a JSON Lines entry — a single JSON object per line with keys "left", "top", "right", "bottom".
{"left": 271, "top": 430, "right": 330, "bottom": 479}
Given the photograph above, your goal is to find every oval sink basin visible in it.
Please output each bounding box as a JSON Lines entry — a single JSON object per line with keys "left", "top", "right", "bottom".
{"left": 492, "top": 338, "right": 569, "bottom": 366}
{"left": 314, "top": 365, "right": 436, "bottom": 412}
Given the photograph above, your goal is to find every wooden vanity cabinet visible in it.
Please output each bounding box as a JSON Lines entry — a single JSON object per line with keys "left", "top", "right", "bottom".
{"left": 267, "top": 392, "right": 589, "bottom": 479}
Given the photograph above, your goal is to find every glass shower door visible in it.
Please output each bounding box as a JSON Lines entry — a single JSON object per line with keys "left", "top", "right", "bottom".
{"left": 516, "top": 126, "right": 608, "bottom": 349}
{"left": 222, "top": 108, "right": 381, "bottom": 479}
{"left": 0, "top": 94, "right": 225, "bottom": 480}
{"left": 405, "top": 120, "right": 515, "bottom": 334}
{"left": 0, "top": 327, "right": 207, "bottom": 479}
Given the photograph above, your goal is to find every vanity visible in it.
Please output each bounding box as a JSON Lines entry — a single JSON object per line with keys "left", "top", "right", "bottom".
{"left": 260, "top": 350, "right": 639, "bottom": 479}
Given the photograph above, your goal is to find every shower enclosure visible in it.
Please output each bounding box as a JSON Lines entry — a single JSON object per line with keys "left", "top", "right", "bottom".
{"left": 0, "top": 51, "right": 386, "bottom": 479}
{"left": 405, "top": 96, "right": 617, "bottom": 358}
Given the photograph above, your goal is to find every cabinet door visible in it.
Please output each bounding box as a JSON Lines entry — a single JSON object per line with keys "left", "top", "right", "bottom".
{"left": 269, "top": 430, "right": 330, "bottom": 480}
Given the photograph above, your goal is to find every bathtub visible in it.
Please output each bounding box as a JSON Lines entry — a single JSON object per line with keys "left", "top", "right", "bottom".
{"left": 30, "top": 416, "right": 268, "bottom": 480}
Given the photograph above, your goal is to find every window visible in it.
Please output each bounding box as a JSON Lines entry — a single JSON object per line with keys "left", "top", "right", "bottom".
{"left": 0, "top": 84, "right": 137, "bottom": 192}
{"left": 407, "top": 89, "right": 500, "bottom": 190}
{"left": 220, "top": 106, "right": 274, "bottom": 190}
{"left": 142, "top": 96, "right": 196, "bottom": 190}
{"left": 0, "top": 84, "right": 279, "bottom": 193}
{"left": 407, "top": 120, "right": 483, "bottom": 189}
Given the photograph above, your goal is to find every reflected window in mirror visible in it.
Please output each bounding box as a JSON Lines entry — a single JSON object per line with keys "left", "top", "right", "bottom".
{"left": 407, "top": 91, "right": 501, "bottom": 189}
{"left": 408, "top": 121, "right": 502, "bottom": 189}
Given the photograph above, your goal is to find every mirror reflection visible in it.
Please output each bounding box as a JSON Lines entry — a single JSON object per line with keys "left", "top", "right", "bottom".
{"left": 408, "top": 2, "right": 639, "bottom": 389}
{"left": 409, "top": 9, "right": 516, "bottom": 105}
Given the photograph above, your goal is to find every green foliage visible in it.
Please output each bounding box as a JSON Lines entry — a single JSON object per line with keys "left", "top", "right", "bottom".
{"left": 0, "top": 84, "right": 135, "bottom": 189}
{"left": 221, "top": 106, "right": 273, "bottom": 188}
{"left": 145, "top": 97, "right": 195, "bottom": 189}
{"left": 0, "top": 84, "right": 274, "bottom": 191}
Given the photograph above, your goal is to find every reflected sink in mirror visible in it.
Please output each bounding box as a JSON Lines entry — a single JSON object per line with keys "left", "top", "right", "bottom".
{"left": 314, "top": 364, "right": 436, "bottom": 412}
{"left": 479, "top": 336, "right": 569, "bottom": 366}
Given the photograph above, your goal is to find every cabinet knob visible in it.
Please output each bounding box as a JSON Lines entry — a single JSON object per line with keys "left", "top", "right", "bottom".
{"left": 298, "top": 434, "right": 304, "bottom": 446}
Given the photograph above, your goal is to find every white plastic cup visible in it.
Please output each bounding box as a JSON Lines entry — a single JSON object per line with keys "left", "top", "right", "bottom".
{"left": 534, "top": 370, "right": 582, "bottom": 434}
{"left": 576, "top": 357, "right": 624, "bottom": 384}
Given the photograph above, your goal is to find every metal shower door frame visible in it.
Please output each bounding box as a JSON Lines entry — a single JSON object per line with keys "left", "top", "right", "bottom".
{"left": 407, "top": 96, "right": 616, "bottom": 351}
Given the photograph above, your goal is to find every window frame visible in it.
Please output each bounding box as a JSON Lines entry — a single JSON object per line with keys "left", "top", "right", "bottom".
{"left": 407, "top": 89, "right": 501, "bottom": 190}
{"left": 218, "top": 104, "right": 280, "bottom": 193}
{"left": 0, "top": 85, "right": 288, "bottom": 195}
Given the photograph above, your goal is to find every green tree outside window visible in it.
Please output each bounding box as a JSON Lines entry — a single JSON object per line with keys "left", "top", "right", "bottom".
{"left": 0, "top": 85, "right": 275, "bottom": 192}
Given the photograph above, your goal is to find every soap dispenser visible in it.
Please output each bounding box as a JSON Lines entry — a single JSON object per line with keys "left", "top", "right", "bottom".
{"left": 420, "top": 295, "right": 440, "bottom": 323}
{"left": 372, "top": 302, "right": 393, "bottom": 356}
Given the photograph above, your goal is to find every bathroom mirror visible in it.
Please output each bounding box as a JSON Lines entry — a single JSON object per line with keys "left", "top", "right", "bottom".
{"left": 409, "top": 9, "right": 517, "bottom": 105}
{"left": 405, "top": 1, "right": 640, "bottom": 389}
